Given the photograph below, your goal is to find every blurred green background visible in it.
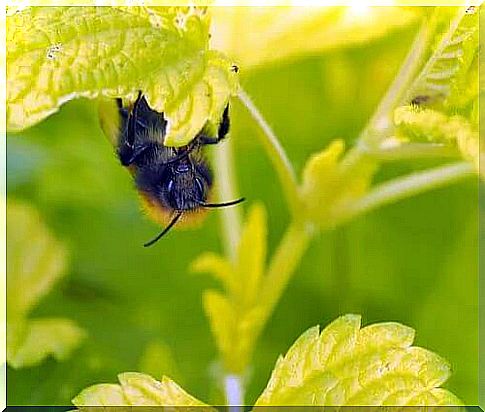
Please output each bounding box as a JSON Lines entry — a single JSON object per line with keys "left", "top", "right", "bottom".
{"left": 7, "top": 10, "right": 478, "bottom": 406}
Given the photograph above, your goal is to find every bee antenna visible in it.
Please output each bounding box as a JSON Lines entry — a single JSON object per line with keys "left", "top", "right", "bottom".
{"left": 196, "top": 197, "right": 246, "bottom": 208}
{"left": 144, "top": 211, "right": 183, "bottom": 247}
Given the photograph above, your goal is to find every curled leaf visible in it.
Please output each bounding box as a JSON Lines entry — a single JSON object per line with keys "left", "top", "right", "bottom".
{"left": 300, "top": 140, "right": 377, "bottom": 228}
{"left": 72, "top": 372, "right": 210, "bottom": 407}
{"left": 406, "top": 6, "right": 478, "bottom": 109}
{"left": 7, "top": 6, "right": 239, "bottom": 146}
{"left": 255, "top": 314, "right": 463, "bottom": 406}
{"left": 394, "top": 106, "right": 479, "bottom": 172}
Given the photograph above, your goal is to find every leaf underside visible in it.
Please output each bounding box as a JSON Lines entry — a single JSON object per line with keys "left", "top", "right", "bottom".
{"left": 406, "top": 7, "right": 478, "bottom": 108}
{"left": 395, "top": 106, "right": 478, "bottom": 171}
{"left": 7, "top": 6, "right": 239, "bottom": 146}
{"left": 396, "top": 7, "right": 479, "bottom": 172}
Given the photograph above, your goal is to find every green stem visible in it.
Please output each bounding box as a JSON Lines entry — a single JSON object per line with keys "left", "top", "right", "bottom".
{"left": 232, "top": 15, "right": 447, "bottom": 347}
{"left": 364, "top": 142, "right": 460, "bottom": 161}
{"left": 334, "top": 8, "right": 478, "bottom": 234}
{"left": 213, "top": 128, "right": 244, "bottom": 406}
{"left": 341, "top": 11, "right": 439, "bottom": 177}
{"left": 259, "top": 220, "right": 312, "bottom": 327}
{"left": 237, "top": 88, "right": 300, "bottom": 216}
{"left": 341, "top": 162, "right": 475, "bottom": 222}
{"left": 359, "top": 18, "right": 432, "bottom": 146}
{"left": 203, "top": 8, "right": 473, "bottom": 407}
{"left": 213, "top": 138, "right": 242, "bottom": 263}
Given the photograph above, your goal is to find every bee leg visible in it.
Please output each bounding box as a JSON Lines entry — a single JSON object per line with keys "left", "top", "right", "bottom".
{"left": 119, "top": 108, "right": 129, "bottom": 119}
{"left": 118, "top": 92, "right": 147, "bottom": 166}
{"left": 117, "top": 132, "right": 136, "bottom": 166}
{"left": 118, "top": 123, "right": 153, "bottom": 166}
{"left": 218, "top": 104, "right": 230, "bottom": 140}
{"left": 115, "top": 98, "right": 130, "bottom": 119}
{"left": 118, "top": 144, "right": 151, "bottom": 166}
{"left": 165, "top": 142, "right": 197, "bottom": 165}
{"left": 198, "top": 104, "right": 230, "bottom": 145}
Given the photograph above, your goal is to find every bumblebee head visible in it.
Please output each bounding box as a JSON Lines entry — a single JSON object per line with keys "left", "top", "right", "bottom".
{"left": 137, "top": 156, "right": 244, "bottom": 248}
{"left": 162, "top": 160, "right": 212, "bottom": 211}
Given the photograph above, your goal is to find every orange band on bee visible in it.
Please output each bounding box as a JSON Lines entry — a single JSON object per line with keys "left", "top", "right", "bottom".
{"left": 138, "top": 192, "right": 209, "bottom": 229}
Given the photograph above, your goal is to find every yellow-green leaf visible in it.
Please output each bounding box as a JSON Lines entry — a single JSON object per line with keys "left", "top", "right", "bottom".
{"left": 300, "top": 140, "right": 377, "bottom": 227}
{"left": 7, "top": 200, "right": 67, "bottom": 318}
{"left": 394, "top": 106, "right": 479, "bottom": 172}
{"left": 255, "top": 314, "right": 463, "bottom": 406}
{"left": 192, "top": 204, "right": 269, "bottom": 374}
{"left": 7, "top": 6, "right": 239, "bottom": 146}
{"left": 7, "top": 318, "right": 86, "bottom": 369}
{"left": 211, "top": 6, "right": 418, "bottom": 69}
{"left": 73, "top": 372, "right": 210, "bottom": 407}
{"left": 73, "top": 384, "right": 129, "bottom": 407}
{"left": 7, "top": 200, "right": 85, "bottom": 368}
{"left": 405, "top": 6, "right": 479, "bottom": 109}
{"left": 203, "top": 290, "right": 236, "bottom": 368}
{"left": 191, "top": 252, "right": 235, "bottom": 295}
{"left": 235, "top": 204, "right": 267, "bottom": 306}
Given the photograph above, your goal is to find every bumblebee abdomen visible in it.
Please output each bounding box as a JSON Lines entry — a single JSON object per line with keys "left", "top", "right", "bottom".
{"left": 99, "top": 93, "right": 241, "bottom": 244}
{"left": 138, "top": 191, "right": 209, "bottom": 229}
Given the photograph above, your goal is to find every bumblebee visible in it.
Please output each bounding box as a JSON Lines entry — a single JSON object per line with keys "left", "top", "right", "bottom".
{"left": 103, "top": 92, "right": 244, "bottom": 247}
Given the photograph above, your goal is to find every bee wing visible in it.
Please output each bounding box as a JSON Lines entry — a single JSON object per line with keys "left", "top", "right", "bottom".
{"left": 98, "top": 95, "right": 168, "bottom": 146}
{"left": 98, "top": 98, "right": 123, "bottom": 146}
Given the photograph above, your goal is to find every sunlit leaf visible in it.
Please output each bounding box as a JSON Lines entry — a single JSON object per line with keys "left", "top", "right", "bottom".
{"left": 394, "top": 106, "right": 479, "bottom": 172}
{"left": 191, "top": 204, "right": 268, "bottom": 373}
{"left": 211, "top": 6, "right": 418, "bottom": 69}
{"left": 74, "top": 384, "right": 129, "bottom": 407}
{"left": 7, "top": 200, "right": 85, "bottom": 368}
{"left": 191, "top": 252, "right": 235, "bottom": 295}
{"left": 72, "top": 372, "right": 210, "bottom": 407}
{"left": 405, "top": 6, "right": 479, "bottom": 109}
{"left": 202, "top": 290, "right": 236, "bottom": 368}
{"left": 300, "top": 140, "right": 377, "bottom": 227}
{"left": 235, "top": 204, "right": 267, "bottom": 306}
{"left": 7, "top": 6, "right": 239, "bottom": 146}
{"left": 255, "top": 314, "right": 463, "bottom": 406}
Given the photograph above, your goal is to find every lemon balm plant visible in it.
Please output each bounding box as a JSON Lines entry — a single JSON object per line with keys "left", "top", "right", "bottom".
{"left": 6, "top": 5, "right": 479, "bottom": 407}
